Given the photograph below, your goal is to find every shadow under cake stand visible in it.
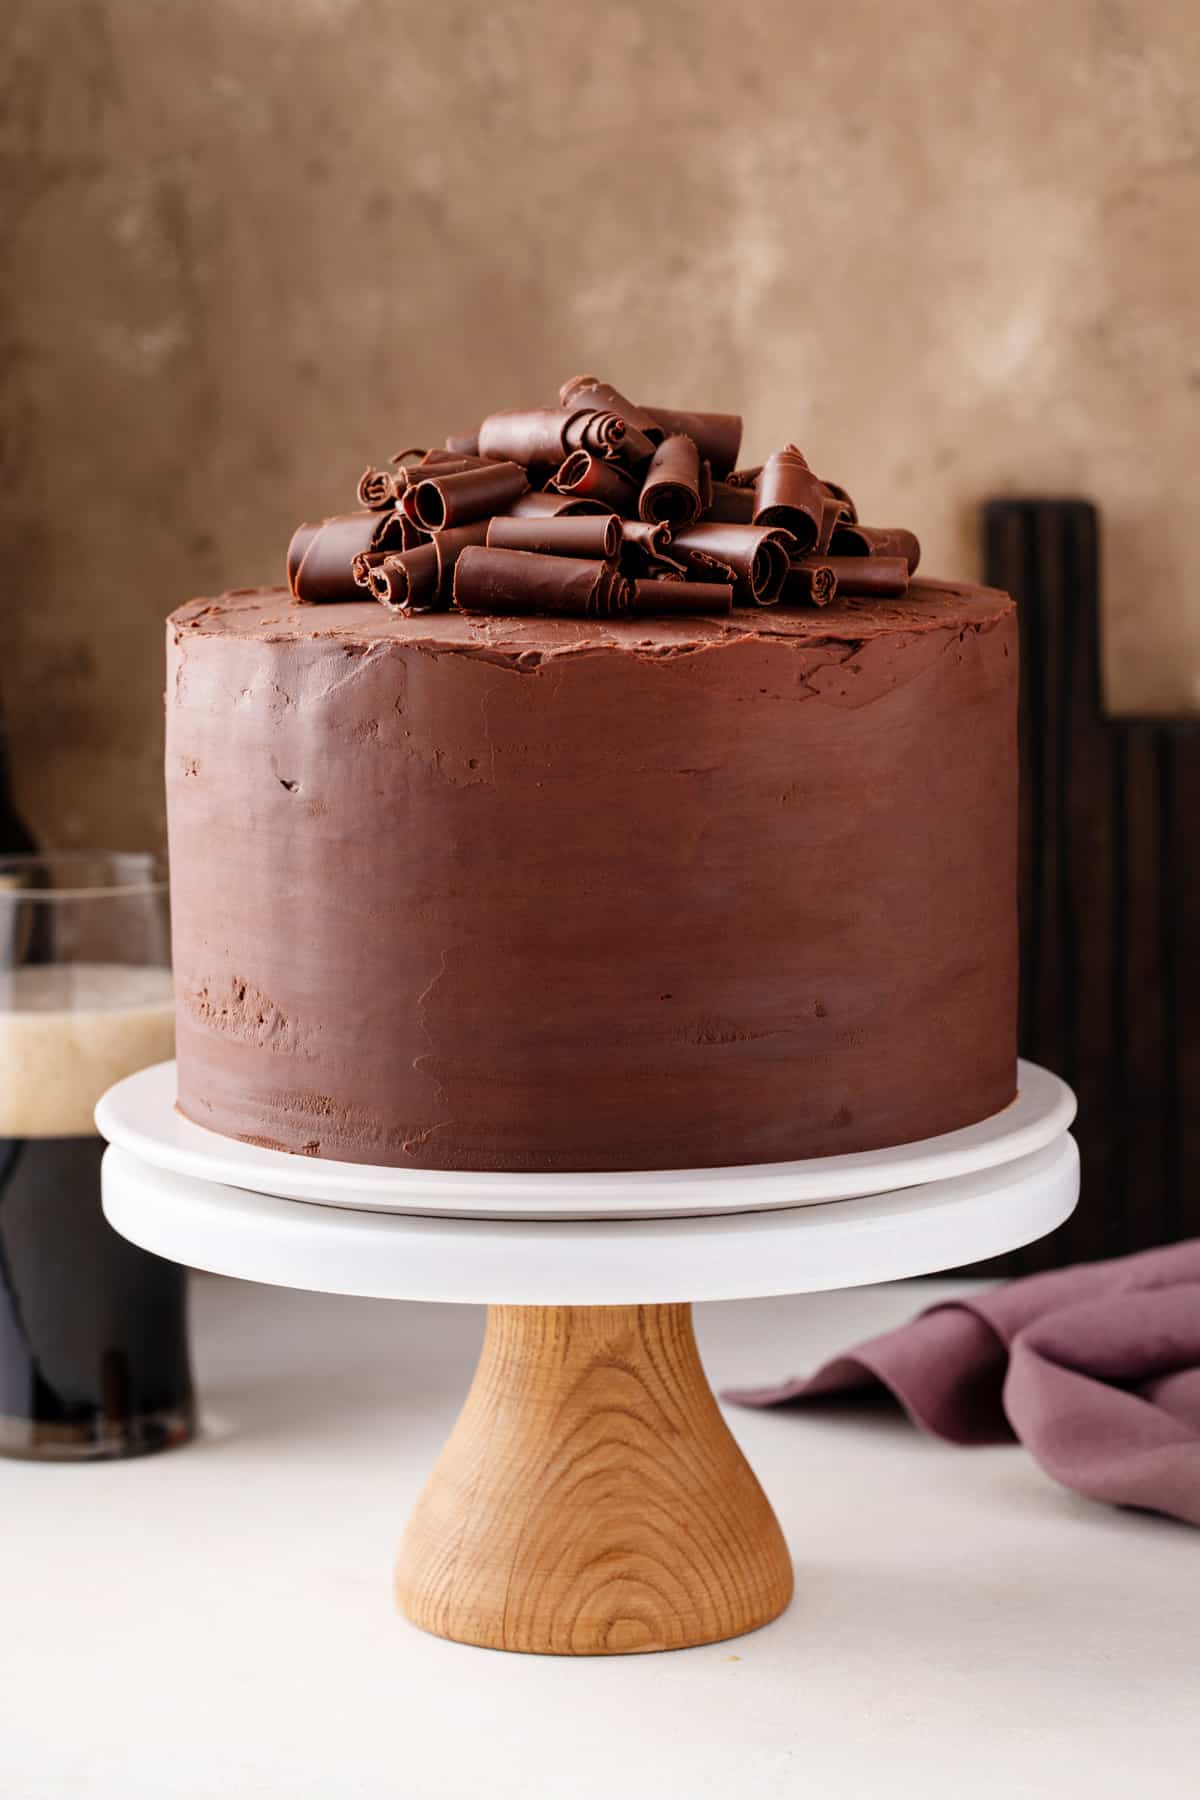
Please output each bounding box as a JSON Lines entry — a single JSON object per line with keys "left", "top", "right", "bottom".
{"left": 97, "top": 1059, "right": 1077, "bottom": 1657}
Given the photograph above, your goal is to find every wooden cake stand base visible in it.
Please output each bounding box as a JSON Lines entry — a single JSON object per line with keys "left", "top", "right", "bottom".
{"left": 396, "top": 1302, "right": 793, "bottom": 1654}
{"left": 97, "top": 1062, "right": 1077, "bottom": 1657}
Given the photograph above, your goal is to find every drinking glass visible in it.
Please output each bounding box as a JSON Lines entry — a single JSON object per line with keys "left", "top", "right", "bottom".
{"left": 0, "top": 852, "right": 194, "bottom": 1459}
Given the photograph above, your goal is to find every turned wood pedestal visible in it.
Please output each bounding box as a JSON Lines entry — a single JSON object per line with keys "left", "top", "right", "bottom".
{"left": 395, "top": 1303, "right": 793, "bottom": 1653}
{"left": 98, "top": 1061, "right": 1077, "bottom": 1657}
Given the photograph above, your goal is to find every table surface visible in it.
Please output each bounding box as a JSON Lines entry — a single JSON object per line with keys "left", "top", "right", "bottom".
{"left": 2, "top": 1276, "right": 1195, "bottom": 1800}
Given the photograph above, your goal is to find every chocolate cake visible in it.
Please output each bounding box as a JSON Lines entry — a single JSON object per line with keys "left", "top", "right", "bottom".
{"left": 166, "top": 378, "right": 1017, "bottom": 1172}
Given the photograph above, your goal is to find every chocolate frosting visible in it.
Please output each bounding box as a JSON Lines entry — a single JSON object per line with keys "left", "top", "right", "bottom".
{"left": 167, "top": 580, "right": 1018, "bottom": 1173}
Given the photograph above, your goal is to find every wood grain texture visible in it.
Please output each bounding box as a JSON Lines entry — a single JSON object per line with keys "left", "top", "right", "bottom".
{"left": 395, "top": 1303, "right": 793, "bottom": 1655}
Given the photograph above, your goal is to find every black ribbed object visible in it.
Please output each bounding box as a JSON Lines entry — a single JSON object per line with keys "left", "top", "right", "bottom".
{"left": 0, "top": 691, "right": 35, "bottom": 857}
{"left": 981, "top": 498, "right": 1200, "bottom": 1272}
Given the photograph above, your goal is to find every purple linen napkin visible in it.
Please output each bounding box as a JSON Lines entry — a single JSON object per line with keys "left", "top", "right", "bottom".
{"left": 724, "top": 1240, "right": 1200, "bottom": 1527}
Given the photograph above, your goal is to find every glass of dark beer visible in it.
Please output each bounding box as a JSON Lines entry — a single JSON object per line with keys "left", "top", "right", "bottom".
{"left": 0, "top": 853, "right": 195, "bottom": 1460}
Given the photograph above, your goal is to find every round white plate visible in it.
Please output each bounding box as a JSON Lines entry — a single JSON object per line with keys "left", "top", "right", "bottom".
{"left": 96, "top": 1059, "right": 1075, "bottom": 1222}
{"left": 102, "top": 1134, "right": 1079, "bottom": 1305}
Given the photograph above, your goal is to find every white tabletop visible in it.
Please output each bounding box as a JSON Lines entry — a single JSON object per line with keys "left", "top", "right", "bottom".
{"left": 2, "top": 1275, "right": 1195, "bottom": 1800}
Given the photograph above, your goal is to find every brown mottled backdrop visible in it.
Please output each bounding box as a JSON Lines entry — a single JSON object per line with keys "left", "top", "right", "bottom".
{"left": 3, "top": 0, "right": 1198, "bottom": 848}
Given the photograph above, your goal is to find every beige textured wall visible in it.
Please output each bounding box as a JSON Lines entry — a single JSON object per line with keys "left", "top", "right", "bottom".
{"left": 4, "top": 0, "right": 1199, "bottom": 849}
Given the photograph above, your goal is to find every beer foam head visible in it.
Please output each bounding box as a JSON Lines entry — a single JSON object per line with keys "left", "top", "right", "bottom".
{"left": 0, "top": 965, "right": 175, "bottom": 1138}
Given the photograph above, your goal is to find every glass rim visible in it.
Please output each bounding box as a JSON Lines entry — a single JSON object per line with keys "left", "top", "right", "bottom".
{"left": 0, "top": 851, "right": 168, "bottom": 902}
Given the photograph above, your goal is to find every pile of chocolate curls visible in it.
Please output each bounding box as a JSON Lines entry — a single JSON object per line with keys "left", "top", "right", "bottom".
{"left": 286, "top": 375, "right": 921, "bottom": 621}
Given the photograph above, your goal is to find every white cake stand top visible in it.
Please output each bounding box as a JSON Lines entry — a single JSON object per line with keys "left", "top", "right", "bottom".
{"left": 96, "top": 1059, "right": 1075, "bottom": 1222}
{"left": 101, "top": 1132, "right": 1078, "bottom": 1306}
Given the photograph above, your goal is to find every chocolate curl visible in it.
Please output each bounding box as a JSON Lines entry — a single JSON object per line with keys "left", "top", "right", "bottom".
{"left": 453, "top": 546, "right": 633, "bottom": 619}
{"left": 816, "top": 493, "right": 846, "bottom": 554}
{"left": 753, "top": 446, "right": 827, "bottom": 554}
{"left": 817, "top": 555, "right": 909, "bottom": 597}
{"left": 287, "top": 522, "right": 319, "bottom": 592}
{"left": 821, "top": 479, "right": 858, "bottom": 525}
{"left": 368, "top": 544, "right": 441, "bottom": 613}
{"left": 352, "top": 550, "right": 389, "bottom": 588}
{"left": 399, "top": 481, "right": 427, "bottom": 527}
{"left": 631, "top": 579, "right": 733, "bottom": 616}
{"left": 551, "top": 449, "right": 639, "bottom": 515}
{"left": 392, "top": 454, "right": 490, "bottom": 498}
{"left": 638, "top": 405, "right": 743, "bottom": 477}
{"left": 829, "top": 524, "right": 921, "bottom": 574}
{"left": 507, "top": 490, "right": 612, "bottom": 519}
{"left": 444, "top": 430, "right": 480, "bottom": 457}
{"left": 389, "top": 447, "right": 427, "bottom": 469}
{"left": 782, "top": 558, "right": 839, "bottom": 607}
{"left": 357, "top": 467, "right": 397, "bottom": 510}
{"left": 557, "top": 375, "right": 659, "bottom": 462}
{"left": 638, "top": 433, "right": 704, "bottom": 527}
{"left": 478, "top": 409, "right": 573, "bottom": 468}
{"left": 562, "top": 408, "right": 629, "bottom": 460}
{"left": 395, "top": 480, "right": 438, "bottom": 539}
{"left": 487, "top": 512, "right": 621, "bottom": 561}
{"left": 410, "top": 460, "right": 529, "bottom": 531}
{"left": 726, "top": 466, "right": 763, "bottom": 489}
{"left": 618, "top": 519, "right": 686, "bottom": 577}
{"left": 420, "top": 447, "right": 491, "bottom": 469}
{"left": 668, "top": 521, "right": 795, "bottom": 605}
{"left": 431, "top": 519, "right": 491, "bottom": 597}
{"left": 405, "top": 454, "right": 492, "bottom": 479}
{"left": 287, "top": 510, "right": 409, "bottom": 602}
{"left": 387, "top": 498, "right": 431, "bottom": 548}
{"left": 477, "top": 407, "right": 631, "bottom": 468}
{"left": 707, "top": 480, "right": 757, "bottom": 524}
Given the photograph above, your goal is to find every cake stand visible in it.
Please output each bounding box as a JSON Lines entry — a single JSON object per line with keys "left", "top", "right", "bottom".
{"left": 97, "top": 1062, "right": 1078, "bottom": 1657}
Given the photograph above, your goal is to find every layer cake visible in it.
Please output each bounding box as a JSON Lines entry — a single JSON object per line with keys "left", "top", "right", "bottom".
{"left": 167, "top": 577, "right": 1017, "bottom": 1171}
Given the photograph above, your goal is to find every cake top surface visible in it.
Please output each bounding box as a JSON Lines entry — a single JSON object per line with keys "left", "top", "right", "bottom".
{"left": 173, "top": 579, "right": 1012, "bottom": 665}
